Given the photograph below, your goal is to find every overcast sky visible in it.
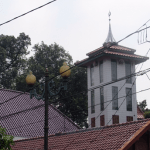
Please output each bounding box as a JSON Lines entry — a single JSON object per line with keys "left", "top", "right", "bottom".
{"left": 0, "top": 0, "right": 150, "bottom": 108}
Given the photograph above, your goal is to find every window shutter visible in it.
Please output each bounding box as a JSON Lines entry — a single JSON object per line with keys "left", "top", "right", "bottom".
{"left": 91, "top": 117, "right": 95, "bottom": 127}
{"left": 91, "top": 90, "right": 95, "bottom": 113}
{"left": 113, "top": 115, "right": 119, "bottom": 124}
{"left": 100, "top": 115, "right": 105, "bottom": 126}
{"left": 127, "top": 116, "right": 133, "bottom": 122}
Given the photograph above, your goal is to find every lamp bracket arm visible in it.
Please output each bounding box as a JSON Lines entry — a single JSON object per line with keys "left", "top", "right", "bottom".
{"left": 29, "top": 83, "right": 45, "bottom": 100}
{"left": 48, "top": 80, "right": 67, "bottom": 97}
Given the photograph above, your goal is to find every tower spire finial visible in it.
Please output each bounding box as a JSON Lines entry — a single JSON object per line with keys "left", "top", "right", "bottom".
{"left": 108, "top": 11, "right": 111, "bottom": 21}
{"left": 104, "top": 11, "right": 116, "bottom": 44}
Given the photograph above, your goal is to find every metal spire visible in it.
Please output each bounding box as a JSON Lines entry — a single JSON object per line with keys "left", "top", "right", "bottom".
{"left": 105, "top": 12, "right": 116, "bottom": 43}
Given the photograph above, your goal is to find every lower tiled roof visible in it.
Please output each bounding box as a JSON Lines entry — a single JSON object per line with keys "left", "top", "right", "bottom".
{"left": 11, "top": 119, "right": 150, "bottom": 150}
{"left": 0, "top": 89, "right": 80, "bottom": 139}
{"left": 137, "top": 106, "right": 144, "bottom": 119}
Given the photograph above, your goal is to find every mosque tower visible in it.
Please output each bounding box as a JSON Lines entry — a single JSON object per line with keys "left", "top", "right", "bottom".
{"left": 75, "top": 12, "right": 149, "bottom": 127}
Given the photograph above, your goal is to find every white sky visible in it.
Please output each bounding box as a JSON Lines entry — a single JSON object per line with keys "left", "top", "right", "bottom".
{"left": 0, "top": 0, "right": 150, "bottom": 108}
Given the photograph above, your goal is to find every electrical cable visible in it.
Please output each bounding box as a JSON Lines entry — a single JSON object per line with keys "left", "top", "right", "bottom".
{"left": 0, "top": 20, "right": 150, "bottom": 148}
{"left": 1, "top": 87, "right": 150, "bottom": 132}
{"left": 0, "top": 19, "right": 150, "bottom": 105}
{"left": 0, "top": 0, "right": 57, "bottom": 27}
{"left": 87, "top": 51, "right": 149, "bottom": 145}
{"left": 62, "top": 46, "right": 150, "bottom": 149}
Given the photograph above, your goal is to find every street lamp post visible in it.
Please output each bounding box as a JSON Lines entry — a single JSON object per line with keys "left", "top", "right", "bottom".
{"left": 26, "top": 62, "right": 71, "bottom": 150}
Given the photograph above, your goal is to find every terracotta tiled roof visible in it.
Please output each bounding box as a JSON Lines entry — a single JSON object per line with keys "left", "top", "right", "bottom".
{"left": 11, "top": 119, "right": 150, "bottom": 150}
{"left": 86, "top": 45, "right": 135, "bottom": 56}
{"left": 110, "top": 45, "right": 136, "bottom": 52}
{"left": 0, "top": 89, "right": 80, "bottom": 139}
{"left": 75, "top": 49, "right": 148, "bottom": 66}
{"left": 137, "top": 105, "right": 144, "bottom": 119}
{"left": 104, "top": 50, "right": 147, "bottom": 59}
{"left": 86, "top": 46, "right": 104, "bottom": 56}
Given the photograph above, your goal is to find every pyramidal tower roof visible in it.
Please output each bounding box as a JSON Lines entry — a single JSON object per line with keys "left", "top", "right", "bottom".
{"left": 105, "top": 12, "right": 116, "bottom": 43}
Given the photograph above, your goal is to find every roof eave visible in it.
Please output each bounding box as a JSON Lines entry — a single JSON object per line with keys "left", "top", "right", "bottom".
{"left": 75, "top": 53, "right": 148, "bottom": 67}
{"left": 119, "top": 120, "right": 150, "bottom": 150}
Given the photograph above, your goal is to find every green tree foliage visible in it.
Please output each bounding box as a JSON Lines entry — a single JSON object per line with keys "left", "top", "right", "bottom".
{"left": 0, "top": 126, "right": 14, "bottom": 150}
{"left": 144, "top": 111, "right": 150, "bottom": 119}
{"left": 0, "top": 33, "right": 31, "bottom": 89}
{"left": 16, "top": 42, "right": 88, "bottom": 128}
{"left": 138, "top": 100, "right": 147, "bottom": 112}
{"left": 58, "top": 66, "right": 88, "bottom": 128}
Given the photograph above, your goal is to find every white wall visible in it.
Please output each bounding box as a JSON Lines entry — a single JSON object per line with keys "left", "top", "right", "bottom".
{"left": 13, "top": 136, "right": 28, "bottom": 141}
{"left": 88, "top": 58, "right": 137, "bottom": 128}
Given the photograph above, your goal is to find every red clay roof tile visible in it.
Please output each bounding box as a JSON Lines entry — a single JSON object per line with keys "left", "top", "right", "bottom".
{"left": 86, "top": 45, "right": 135, "bottom": 56}
{"left": 104, "top": 50, "right": 147, "bottom": 59}
{"left": 11, "top": 119, "right": 150, "bottom": 150}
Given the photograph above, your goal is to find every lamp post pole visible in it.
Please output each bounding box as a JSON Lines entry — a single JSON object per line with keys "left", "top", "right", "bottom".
{"left": 44, "top": 69, "right": 49, "bottom": 150}
{"left": 26, "top": 62, "right": 71, "bottom": 150}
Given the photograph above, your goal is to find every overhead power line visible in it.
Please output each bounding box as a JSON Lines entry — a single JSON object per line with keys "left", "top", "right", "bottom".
{"left": 63, "top": 46, "right": 150, "bottom": 149}
{"left": 88, "top": 52, "right": 148, "bottom": 145}
{"left": 0, "top": 0, "right": 57, "bottom": 26}
{"left": 1, "top": 86, "right": 150, "bottom": 121}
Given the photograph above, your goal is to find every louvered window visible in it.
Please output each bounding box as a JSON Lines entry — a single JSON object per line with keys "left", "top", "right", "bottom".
{"left": 100, "top": 87, "right": 104, "bottom": 111}
{"left": 99, "top": 61, "right": 103, "bottom": 83}
{"left": 126, "top": 88, "right": 132, "bottom": 111}
{"left": 111, "top": 59, "right": 117, "bottom": 81}
{"left": 100, "top": 115, "right": 105, "bottom": 126}
{"left": 91, "top": 117, "right": 95, "bottom": 127}
{"left": 112, "top": 86, "right": 118, "bottom": 110}
{"left": 125, "top": 62, "right": 132, "bottom": 83}
{"left": 112, "top": 115, "right": 119, "bottom": 124}
{"left": 90, "top": 64, "right": 94, "bottom": 86}
{"left": 127, "top": 116, "right": 133, "bottom": 122}
{"left": 91, "top": 90, "right": 95, "bottom": 114}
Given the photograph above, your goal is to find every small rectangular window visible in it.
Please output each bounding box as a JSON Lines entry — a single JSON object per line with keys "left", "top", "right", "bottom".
{"left": 126, "top": 88, "right": 132, "bottom": 111}
{"left": 100, "top": 115, "right": 105, "bottom": 126}
{"left": 91, "top": 90, "right": 95, "bottom": 114}
{"left": 91, "top": 117, "right": 95, "bottom": 127}
{"left": 100, "top": 87, "right": 104, "bottom": 111}
{"left": 111, "top": 59, "right": 117, "bottom": 81}
{"left": 125, "top": 62, "right": 132, "bottom": 83}
{"left": 112, "top": 86, "right": 118, "bottom": 110}
{"left": 127, "top": 116, "right": 133, "bottom": 122}
{"left": 90, "top": 65, "right": 94, "bottom": 86}
{"left": 99, "top": 61, "right": 103, "bottom": 83}
{"left": 112, "top": 115, "right": 119, "bottom": 124}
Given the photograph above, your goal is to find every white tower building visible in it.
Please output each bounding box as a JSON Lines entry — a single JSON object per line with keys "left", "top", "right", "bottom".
{"left": 75, "top": 14, "right": 149, "bottom": 127}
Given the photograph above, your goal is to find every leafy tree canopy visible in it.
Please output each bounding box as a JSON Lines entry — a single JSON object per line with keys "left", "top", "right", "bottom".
{"left": 138, "top": 100, "right": 147, "bottom": 112}
{"left": 0, "top": 33, "right": 31, "bottom": 89}
{"left": 16, "top": 42, "right": 88, "bottom": 128}
{"left": 0, "top": 126, "right": 14, "bottom": 150}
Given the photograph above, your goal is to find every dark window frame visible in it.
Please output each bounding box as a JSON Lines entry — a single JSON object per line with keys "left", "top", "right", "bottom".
{"left": 90, "top": 64, "right": 94, "bottom": 86}
{"left": 125, "top": 61, "right": 132, "bottom": 83}
{"left": 91, "top": 117, "right": 95, "bottom": 127}
{"left": 100, "top": 115, "right": 105, "bottom": 126}
{"left": 111, "top": 59, "right": 117, "bottom": 81}
{"left": 91, "top": 90, "right": 95, "bottom": 114}
{"left": 126, "top": 88, "right": 132, "bottom": 111}
{"left": 112, "top": 86, "right": 118, "bottom": 110}
{"left": 99, "top": 60, "right": 103, "bottom": 83}
{"left": 127, "top": 116, "right": 133, "bottom": 122}
{"left": 100, "top": 87, "right": 104, "bottom": 111}
{"left": 112, "top": 115, "right": 119, "bottom": 124}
